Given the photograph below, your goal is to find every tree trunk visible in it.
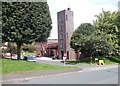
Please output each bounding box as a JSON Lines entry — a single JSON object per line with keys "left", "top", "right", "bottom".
{"left": 17, "top": 43, "right": 22, "bottom": 60}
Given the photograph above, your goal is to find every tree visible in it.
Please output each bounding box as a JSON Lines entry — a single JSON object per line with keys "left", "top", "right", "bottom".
{"left": 70, "top": 23, "right": 95, "bottom": 58}
{"left": 70, "top": 23, "right": 114, "bottom": 60}
{"left": 2, "top": 2, "right": 52, "bottom": 60}
{"left": 71, "top": 23, "right": 95, "bottom": 49}
{"left": 94, "top": 10, "right": 120, "bottom": 55}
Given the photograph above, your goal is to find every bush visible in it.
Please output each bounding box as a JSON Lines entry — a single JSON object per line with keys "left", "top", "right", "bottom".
{"left": 2, "top": 46, "right": 17, "bottom": 54}
{"left": 105, "top": 56, "right": 120, "bottom": 63}
{"left": 11, "top": 46, "right": 17, "bottom": 54}
{"left": 2, "top": 48, "right": 9, "bottom": 53}
{"left": 22, "top": 44, "right": 36, "bottom": 53}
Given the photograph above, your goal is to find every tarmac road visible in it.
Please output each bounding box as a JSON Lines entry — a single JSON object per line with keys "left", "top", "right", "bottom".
{"left": 3, "top": 65, "right": 118, "bottom": 84}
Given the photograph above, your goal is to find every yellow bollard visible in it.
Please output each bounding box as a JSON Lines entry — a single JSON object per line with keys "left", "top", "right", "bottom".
{"left": 98, "top": 60, "right": 104, "bottom": 65}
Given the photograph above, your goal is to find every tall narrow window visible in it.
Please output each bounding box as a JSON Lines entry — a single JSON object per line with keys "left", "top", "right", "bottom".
{"left": 59, "top": 17, "right": 62, "bottom": 22}
{"left": 60, "top": 34, "right": 64, "bottom": 39}
{"left": 66, "top": 15, "right": 68, "bottom": 21}
{"left": 66, "top": 33, "right": 68, "bottom": 38}
{"left": 60, "top": 25, "right": 62, "bottom": 30}
{"left": 60, "top": 42, "right": 64, "bottom": 48}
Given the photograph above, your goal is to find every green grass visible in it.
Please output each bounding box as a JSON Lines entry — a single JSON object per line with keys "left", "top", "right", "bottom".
{"left": 65, "top": 61, "right": 91, "bottom": 65}
{"left": 104, "top": 58, "right": 117, "bottom": 64}
{"left": 22, "top": 51, "right": 35, "bottom": 56}
{"left": 1, "top": 59, "right": 74, "bottom": 74}
{"left": 65, "top": 56, "right": 119, "bottom": 65}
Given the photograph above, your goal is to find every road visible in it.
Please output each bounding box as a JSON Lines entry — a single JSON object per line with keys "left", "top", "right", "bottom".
{"left": 4, "top": 66, "right": 118, "bottom": 84}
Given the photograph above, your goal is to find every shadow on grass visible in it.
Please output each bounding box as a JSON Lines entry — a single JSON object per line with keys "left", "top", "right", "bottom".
{"left": 105, "top": 56, "right": 120, "bottom": 63}
{"left": 64, "top": 56, "right": 120, "bottom": 65}
{"left": 64, "top": 57, "right": 92, "bottom": 65}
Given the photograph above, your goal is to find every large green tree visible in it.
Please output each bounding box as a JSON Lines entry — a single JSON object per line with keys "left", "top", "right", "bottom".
{"left": 94, "top": 10, "right": 120, "bottom": 55}
{"left": 70, "top": 23, "right": 114, "bottom": 60}
{"left": 2, "top": 2, "right": 52, "bottom": 59}
{"left": 70, "top": 23, "right": 96, "bottom": 58}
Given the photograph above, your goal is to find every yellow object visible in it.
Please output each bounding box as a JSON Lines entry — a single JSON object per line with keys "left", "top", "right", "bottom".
{"left": 97, "top": 60, "right": 104, "bottom": 65}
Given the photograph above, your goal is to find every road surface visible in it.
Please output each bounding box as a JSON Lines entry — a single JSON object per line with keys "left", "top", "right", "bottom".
{"left": 3, "top": 66, "right": 118, "bottom": 84}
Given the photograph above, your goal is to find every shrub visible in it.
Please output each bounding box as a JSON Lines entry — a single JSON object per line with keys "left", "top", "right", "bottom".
{"left": 22, "top": 44, "right": 36, "bottom": 53}
{"left": 2, "top": 46, "right": 17, "bottom": 54}
{"left": 105, "top": 56, "right": 120, "bottom": 63}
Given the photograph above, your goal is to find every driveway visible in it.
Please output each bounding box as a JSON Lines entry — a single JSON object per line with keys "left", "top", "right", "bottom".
{"left": 36, "top": 57, "right": 65, "bottom": 66}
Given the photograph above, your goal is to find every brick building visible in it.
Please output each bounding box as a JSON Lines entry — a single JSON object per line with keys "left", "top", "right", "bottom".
{"left": 36, "top": 8, "right": 76, "bottom": 60}
{"left": 36, "top": 39, "right": 58, "bottom": 57}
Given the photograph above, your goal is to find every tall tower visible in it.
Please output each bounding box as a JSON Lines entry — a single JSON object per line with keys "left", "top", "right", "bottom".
{"left": 57, "top": 8, "right": 75, "bottom": 60}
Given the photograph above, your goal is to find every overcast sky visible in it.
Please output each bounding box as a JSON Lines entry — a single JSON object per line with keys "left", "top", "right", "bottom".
{"left": 47, "top": 0, "right": 119, "bottom": 39}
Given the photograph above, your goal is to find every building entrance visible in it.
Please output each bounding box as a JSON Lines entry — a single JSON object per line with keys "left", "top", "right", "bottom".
{"left": 61, "top": 51, "right": 64, "bottom": 59}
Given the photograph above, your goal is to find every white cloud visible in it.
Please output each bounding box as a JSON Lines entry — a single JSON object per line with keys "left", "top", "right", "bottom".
{"left": 47, "top": 0, "right": 119, "bottom": 39}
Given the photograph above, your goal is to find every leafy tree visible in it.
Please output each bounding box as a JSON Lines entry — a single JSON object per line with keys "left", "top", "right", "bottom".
{"left": 71, "top": 23, "right": 95, "bottom": 50}
{"left": 2, "top": 2, "right": 52, "bottom": 59}
{"left": 70, "top": 23, "right": 114, "bottom": 60}
{"left": 94, "top": 10, "right": 120, "bottom": 55}
{"left": 70, "top": 23, "right": 95, "bottom": 58}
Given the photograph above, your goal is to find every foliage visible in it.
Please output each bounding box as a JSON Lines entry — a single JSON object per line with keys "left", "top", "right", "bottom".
{"left": 94, "top": 10, "right": 120, "bottom": 56}
{"left": 2, "top": 48, "right": 9, "bottom": 53}
{"left": 71, "top": 10, "right": 120, "bottom": 62}
{"left": 2, "top": 43, "right": 17, "bottom": 53}
{"left": 2, "top": 2, "right": 52, "bottom": 59}
{"left": 22, "top": 44, "right": 36, "bottom": 52}
{"left": 105, "top": 56, "right": 120, "bottom": 63}
{"left": 71, "top": 23, "right": 95, "bottom": 52}
{"left": 70, "top": 23, "right": 113, "bottom": 59}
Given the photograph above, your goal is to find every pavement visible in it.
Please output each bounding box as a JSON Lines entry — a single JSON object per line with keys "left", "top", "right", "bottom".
{"left": 1, "top": 57, "right": 119, "bottom": 84}
{"left": 36, "top": 57, "right": 63, "bottom": 61}
{"left": 36, "top": 57, "right": 65, "bottom": 66}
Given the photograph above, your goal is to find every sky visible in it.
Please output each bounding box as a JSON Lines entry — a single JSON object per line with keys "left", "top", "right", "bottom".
{"left": 47, "top": 0, "right": 119, "bottom": 39}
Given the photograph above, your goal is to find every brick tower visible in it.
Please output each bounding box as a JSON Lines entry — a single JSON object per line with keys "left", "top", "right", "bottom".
{"left": 57, "top": 8, "right": 75, "bottom": 60}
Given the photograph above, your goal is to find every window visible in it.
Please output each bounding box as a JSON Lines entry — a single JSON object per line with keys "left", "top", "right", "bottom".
{"left": 66, "top": 33, "right": 68, "bottom": 38}
{"left": 66, "top": 15, "right": 68, "bottom": 21}
{"left": 60, "top": 34, "right": 64, "bottom": 39}
{"left": 60, "top": 42, "right": 64, "bottom": 48}
{"left": 59, "top": 25, "right": 62, "bottom": 30}
{"left": 59, "top": 17, "right": 62, "bottom": 22}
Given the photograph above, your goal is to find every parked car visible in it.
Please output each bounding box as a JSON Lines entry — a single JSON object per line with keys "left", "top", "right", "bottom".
{"left": 23, "top": 55, "right": 36, "bottom": 62}
{"left": 6, "top": 53, "right": 11, "bottom": 59}
{"left": 2, "top": 53, "right": 7, "bottom": 58}
{"left": 28, "top": 54, "right": 37, "bottom": 58}
{"left": 36, "top": 54, "right": 41, "bottom": 57}
{"left": 2, "top": 53, "right": 23, "bottom": 60}
{"left": 11, "top": 54, "right": 17, "bottom": 59}
{"left": 11, "top": 54, "right": 23, "bottom": 60}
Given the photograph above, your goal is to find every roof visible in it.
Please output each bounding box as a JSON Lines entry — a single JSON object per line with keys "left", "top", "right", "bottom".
{"left": 47, "top": 42, "right": 58, "bottom": 48}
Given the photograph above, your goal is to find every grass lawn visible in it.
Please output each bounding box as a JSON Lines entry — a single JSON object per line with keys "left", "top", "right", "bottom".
{"left": 65, "top": 57, "right": 119, "bottom": 65}
{"left": 22, "top": 51, "right": 35, "bottom": 56}
{"left": 103, "top": 58, "right": 117, "bottom": 64}
{"left": 65, "top": 61, "right": 90, "bottom": 65}
{"left": 1, "top": 59, "right": 74, "bottom": 74}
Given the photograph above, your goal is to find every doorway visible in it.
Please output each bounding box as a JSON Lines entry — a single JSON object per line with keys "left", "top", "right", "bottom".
{"left": 67, "top": 51, "right": 69, "bottom": 60}
{"left": 61, "top": 51, "right": 64, "bottom": 59}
